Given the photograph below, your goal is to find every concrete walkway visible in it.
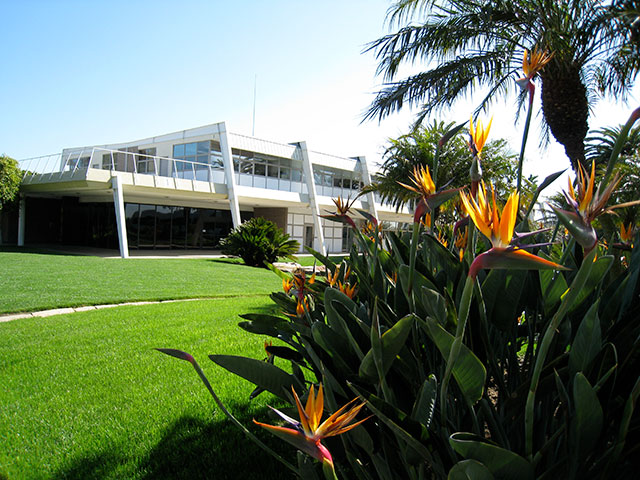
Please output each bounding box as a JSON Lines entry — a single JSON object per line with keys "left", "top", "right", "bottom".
{"left": 0, "top": 298, "right": 207, "bottom": 323}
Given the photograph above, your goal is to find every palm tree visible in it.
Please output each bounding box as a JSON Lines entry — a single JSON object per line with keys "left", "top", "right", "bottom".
{"left": 365, "top": 0, "right": 640, "bottom": 173}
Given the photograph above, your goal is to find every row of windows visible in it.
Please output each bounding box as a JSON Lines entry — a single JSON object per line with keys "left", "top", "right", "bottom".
{"left": 232, "top": 149, "right": 306, "bottom": 192}
{"left": 173, "top": 141, "right": 224, "bottom": 171}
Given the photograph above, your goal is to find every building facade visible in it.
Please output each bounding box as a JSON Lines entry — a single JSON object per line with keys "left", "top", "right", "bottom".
{"left": 14, "top": 122, "right": 411, "bottom": 257}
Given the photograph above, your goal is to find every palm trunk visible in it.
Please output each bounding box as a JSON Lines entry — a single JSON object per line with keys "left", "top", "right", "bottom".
{"left": 540, "top": 63, "right": 589, "bottom": 173}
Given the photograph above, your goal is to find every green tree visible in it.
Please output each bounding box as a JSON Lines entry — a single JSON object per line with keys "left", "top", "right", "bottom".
{"left": 585, "top": 124, "right": 640, "bottom": 224}
{"left": 0, "top": 155, "right": 21, "bottom": 210}
{"left": 365, "top": 0, "right": 640, "bottom": 173}
{"left": 367, "top": 121, "right": 535, "bottom": 216}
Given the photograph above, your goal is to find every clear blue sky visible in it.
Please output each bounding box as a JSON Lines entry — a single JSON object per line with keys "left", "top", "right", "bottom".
{"left": 1, "top": 0, "right": 638, "bottom": 188}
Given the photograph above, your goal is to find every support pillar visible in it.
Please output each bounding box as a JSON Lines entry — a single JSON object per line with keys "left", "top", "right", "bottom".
{"left": 17, "top": 194, "right": 26, "bottom": 246}
{"left": 297, "top": 141, "right": 326, "bottom": 255}
{"left": 111, "top": 175, "right": 129, "bottom": 258}
{"left": 354, "top": 156, "right": 379, "bottom": 221}
{"left": 218, "top": 122, "right": 242, "bottom": 228}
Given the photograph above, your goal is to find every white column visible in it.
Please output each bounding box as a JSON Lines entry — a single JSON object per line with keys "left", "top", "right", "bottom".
{"left": 111, "top": 175, "right": 129, "bottom": 259}
{"left": 218, "top": 122, "right": 242, "bottom": 228}
{"left": 355, "top": 156, "right": 379, "bottom": 221}
{"left": 297, "top": 141, "right": 326, "bottom": 256}
{"left": 17, "top": 195, "right": 26, "bottom": 246}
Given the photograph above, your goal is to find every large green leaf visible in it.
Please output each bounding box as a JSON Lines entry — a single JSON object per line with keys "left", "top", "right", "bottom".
{"left": 569, "top": 301, "right": 602, "bottom": 376}
{"left": 448, "top": 460, "right": 495, "bottom": 480}
{"left": 421, "top": 287, "right": 447, "bottom": 325}
{"left": 538, "top": 266, "right": 569, "bottom": 315}
{"left": 568, "top": 255, "right": 613, "bottom": 313}
{"left": 209, "top": 354, "right": 301, "bottom": 400}
{"left": 481, "top": 269, "right": 527, "bottom": 331}
{"left": 422, "top": 318, "right": 486, "bottom": 405}
{"left": 311, "top": 322, "right": 355, "bottom": 374}
{"left": 350, "top": 386, "right": 441, "bottom": 474}
{"left": 449, "top": 433, "right": 534, "bottom": 480}
{"left": 570, "top": 373, "right": 603, "bottom": 462}
{"left": 324, "top": 287, "right": 365, "bottom": 360}
{"left": 411, "top": 375, "right": 437, "bottom": 428}
{"left": 359, "top": 315, "right": 414, "bottom": 380}
{"left": 399, "top": 264, "right": 438, "bottom": 316}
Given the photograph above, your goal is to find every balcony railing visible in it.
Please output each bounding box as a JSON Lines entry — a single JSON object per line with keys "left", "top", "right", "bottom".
{"left": 19, "top": 148, "right": 227, "bottom": 184}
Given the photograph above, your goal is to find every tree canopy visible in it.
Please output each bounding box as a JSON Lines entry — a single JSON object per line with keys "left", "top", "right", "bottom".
{"left": 366, "top": 121, "right": 536, "bottom": 225}
{"left": 0, "top": 155, "right": 21, "bottom": 210}
{"left": 366, "top": 0, "right": 640, "bottom": 173}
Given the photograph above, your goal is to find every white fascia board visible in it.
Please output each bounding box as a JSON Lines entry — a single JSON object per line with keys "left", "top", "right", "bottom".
{"left": 62, "top": 123, "right": 227, "bottom": 153}
{"left": 227, "top": 133, "right": 301, "bottom": 160}
{"left": 234, "top": 185, "right": 305, "bottom": 204}
{"left": 307, "top": 150, "right": 358, "bottom": 171}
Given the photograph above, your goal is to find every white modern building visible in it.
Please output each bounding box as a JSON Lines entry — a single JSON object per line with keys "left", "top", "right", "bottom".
{"left": 13, "top": 122, "right": 411, "bottom": 258}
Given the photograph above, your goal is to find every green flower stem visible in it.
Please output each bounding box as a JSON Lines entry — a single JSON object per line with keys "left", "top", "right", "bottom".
{"left": 440, "top": 275, "right": 475, "bottom": 427}
{"left": 517, "top": 88, "right": 535, "bottom": 196}
{"left": 524, "top": 247, "right": 596, "bottom": 459}
{"left": 433, "top": 143, "right": 441, "bottom": 191}
{"left": 599, "top": 107, "right": 640, "bottom": 191}
{"left": 323, "top": 459, "right": 340, "bottom": 480}
{"left": 189, "top": 357, "right": 299, "bottom": 475}
{"left": 408, "top": 220, "right": 421, "bottom": 306}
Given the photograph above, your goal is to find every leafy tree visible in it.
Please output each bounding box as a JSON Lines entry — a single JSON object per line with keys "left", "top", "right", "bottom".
{"left": 0, "top": 154, "right": 21, "bottom": 210}
{"left": 585, "top": 124, "right": 640, "bottom": 224}
{"left": 220, "top": 217, "right": 299, "bottom": 267}
{"left": 366, "top": 121, "right": 536, "bottom": 224}
{"left": 365, "top": 0, "right": 640, "bottom": 173}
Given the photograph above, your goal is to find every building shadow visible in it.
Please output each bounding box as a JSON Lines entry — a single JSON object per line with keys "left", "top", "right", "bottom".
{"left": 53, "top": 407, "right": 295, "bottom": 480}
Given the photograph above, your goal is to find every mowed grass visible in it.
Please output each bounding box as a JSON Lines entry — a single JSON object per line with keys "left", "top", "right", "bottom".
{"left": 0, "top": 251, "right": 281, "bottom": 314}
{"left": 0, "top": 298, "right": 295, "bottom": 480}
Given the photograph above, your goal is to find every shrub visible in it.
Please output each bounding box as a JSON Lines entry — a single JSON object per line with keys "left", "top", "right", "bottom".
{"left": 220, "top": 217, "right": 299, "bottom": 267}
{"left": 160, "top": 112, "right": 640, "bottom": 479}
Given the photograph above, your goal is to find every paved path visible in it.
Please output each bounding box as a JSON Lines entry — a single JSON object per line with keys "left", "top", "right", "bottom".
{"left": 0, "top": 298, "right": 207, "bottom": 323}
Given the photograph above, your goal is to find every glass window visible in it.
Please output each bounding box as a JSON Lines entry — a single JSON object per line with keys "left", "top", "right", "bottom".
{"left": 102, "top": 154, "right": 112, "bottom": 170}
{"left": 185, "top": 143, "right": 197, "bottom": 156}
{"left": 197, "top": 141, "right": 209, "bottom": 154}
{"left": 267, "top": 165, "right": 279, "bottom": 178}
{"left": 292, "top": 168, "right": 302, "bottom": 182}
{"left": 279, "top": 167, "right": 290, "bottom": 180}
{"left": 173, "top": 144, "right": 185, "bottom": 157}
{"left": 254, "top": 162, "right": 266, "bottom": 176}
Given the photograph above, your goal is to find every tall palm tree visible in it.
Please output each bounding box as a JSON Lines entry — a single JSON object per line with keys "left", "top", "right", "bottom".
{"left": 365, "top": 0, "right": 640, "bottom": 173}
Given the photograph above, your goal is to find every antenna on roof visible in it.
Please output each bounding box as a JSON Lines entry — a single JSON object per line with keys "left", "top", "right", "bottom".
{"left": 252, "top": 74, "right": 257, "bottom": 137}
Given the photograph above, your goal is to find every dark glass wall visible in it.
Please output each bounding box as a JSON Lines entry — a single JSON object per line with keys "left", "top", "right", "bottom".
{"left": 23, "top": 197, "right": 250, "bottom": 250}
{"left": 25, "top": 197, "right": 118, "bottom": 249}
{"left": 125, "top": 203, "right": 250, "bottom": 249}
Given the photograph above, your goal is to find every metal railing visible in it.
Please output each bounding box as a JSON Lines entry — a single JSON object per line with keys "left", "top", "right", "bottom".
{"left": 19, "top": 148, "right": 227, "bottom": 184}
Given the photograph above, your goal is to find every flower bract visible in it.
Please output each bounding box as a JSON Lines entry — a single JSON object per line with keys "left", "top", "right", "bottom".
{"left": 254, "top": 385, "right": 369, "bottom": 467}
{"left": 460, "top": 182, "right": 567, "bottom": 278}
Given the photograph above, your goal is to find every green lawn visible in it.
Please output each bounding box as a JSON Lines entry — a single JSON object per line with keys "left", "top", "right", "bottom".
{"left": 0, "top": 250, "right": 281, "bottom": 314}
{"left": 0, "top": 298, "right": 295, "bottom": 480}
